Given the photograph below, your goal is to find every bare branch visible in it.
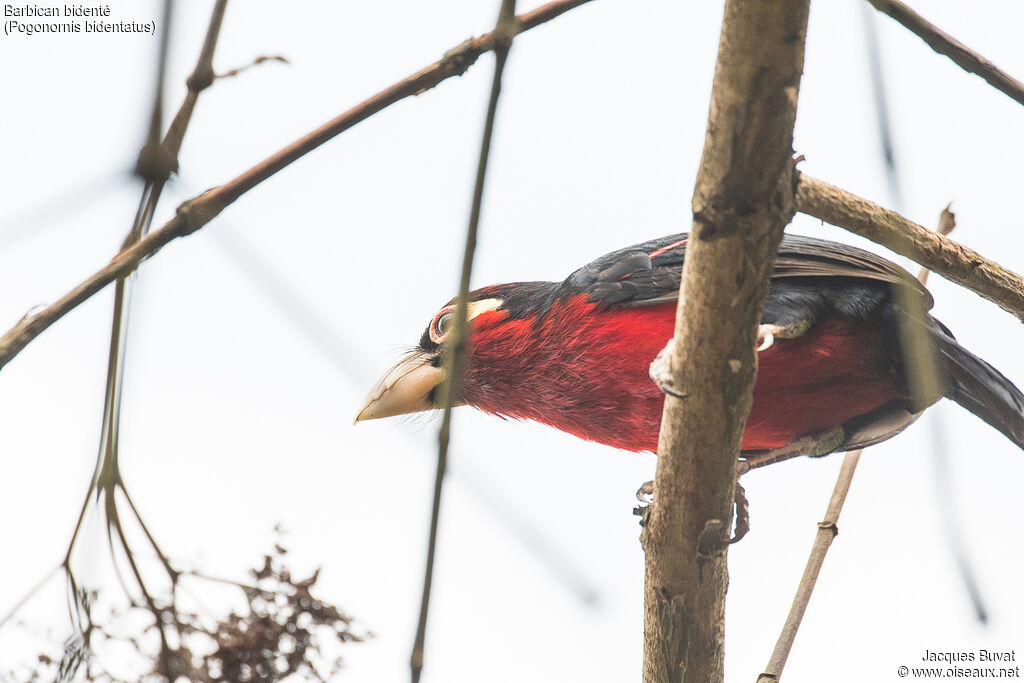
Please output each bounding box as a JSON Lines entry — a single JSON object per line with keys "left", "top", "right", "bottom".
{"left": 755, "top": 450, "right": 862, "bottom": 683}
{"left": 61, "top": 0, "right": 232, "bottom": 573}
{"left": 216, "top": 54, "right": 290, "bottom": 80}
{"left": 866, "top": 0, "right": 1024, "bottom": 108}
{"left": 22, "top": 0, "right": 231, "bottom": 663}
{"left": 412, "top": 2, "right": 518, "bottom": 682}
{"left": 641, "top": 1, "right": 811, "bottom": 681}
{"left": 0, "top": 0, "right": 596, "bottom": 374}
{"left": 160, "top": 0, "right": 230, "bottom": 173}
{"left": 796, "top": 173, "right": 1024, "bottom": 323}
{"left": 132, "top": 0, "right": 174, "bottom": 186}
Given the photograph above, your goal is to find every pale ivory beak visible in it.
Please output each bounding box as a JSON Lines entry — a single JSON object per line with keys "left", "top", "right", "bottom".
{"left": 353, "top": 350, "right": 447, "bottom": 424}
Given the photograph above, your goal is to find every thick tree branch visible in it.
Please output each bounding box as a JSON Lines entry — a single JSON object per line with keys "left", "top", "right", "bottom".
{"left": 796, "top": 173, "right": 1024, "bottom": 323}
{"left": 0, "top": 0, "right": 595, "bottom": 374}
{"left": 641, "top": 1, "right": 811, "bottom": 681}
{"left": 866, "top": 0, "right": 1024, "bottom": 108}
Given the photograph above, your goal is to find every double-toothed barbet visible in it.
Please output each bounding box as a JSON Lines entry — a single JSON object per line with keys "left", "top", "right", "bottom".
{"left": 354, "top": 233, "right": 1024, "bottom": 468}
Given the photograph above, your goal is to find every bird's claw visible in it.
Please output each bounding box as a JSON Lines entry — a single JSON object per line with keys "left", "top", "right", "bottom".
{"left": 649, "top": 345, "right": 688, "bottom": 399}
{"left": 729, "top": 481, "right": 750, "bottom": 544}
{"left": 757, "top": 320, "right": 812, "bottom": 352}
{"left": 696, "top": 481, "right": 751, "bottom": 561}
{"left": 756, "top": 326, "right": 776, "bottom": 352}
{"left": 635, "top": 480, "right": 655, "bottom": 504}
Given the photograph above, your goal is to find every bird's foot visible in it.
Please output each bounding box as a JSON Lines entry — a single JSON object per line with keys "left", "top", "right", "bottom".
{"left": 738, "top": 425, "right": 846, "bottom": 475}
{"left": 756, "top": 320, "right": 811, "bottom": 351}
{"left": 633, "top": 480, "right": 750, "bottom": 545}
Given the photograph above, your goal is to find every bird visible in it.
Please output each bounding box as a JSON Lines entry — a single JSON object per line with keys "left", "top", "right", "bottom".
{"left": 354, "top": 233, "right": 1024, "bottom": 468}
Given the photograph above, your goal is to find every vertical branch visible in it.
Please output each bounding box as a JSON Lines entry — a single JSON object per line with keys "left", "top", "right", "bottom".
{"left": 410, "top": 2, "right": 518, "bottom": 682}
{"left": 641, "top": 1, "right": 811, "bottom": 681}
{"left": 66, "top": 0, "right": 230, "bottom": 558}
{"left": 60, "top": 0, "right": 231, "bottom": 653}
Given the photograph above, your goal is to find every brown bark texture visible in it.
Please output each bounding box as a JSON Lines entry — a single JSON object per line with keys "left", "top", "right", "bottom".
{"left": 641, "top": 1, "right": 811, "bottom": 682}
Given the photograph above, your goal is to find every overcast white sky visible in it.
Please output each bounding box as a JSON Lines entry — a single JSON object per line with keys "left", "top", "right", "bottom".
{"left": 1, "top": 1, "right": 1023, "bottom": 681}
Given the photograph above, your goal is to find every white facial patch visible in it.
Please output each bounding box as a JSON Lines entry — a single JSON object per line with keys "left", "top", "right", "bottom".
{"left": 466, "top": 297, "right": 504, "bottom": 321}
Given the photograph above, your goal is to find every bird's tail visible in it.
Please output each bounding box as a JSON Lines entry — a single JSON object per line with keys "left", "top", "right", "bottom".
{"left": 931, "top": 324, "right": 1024, "bottom": 451}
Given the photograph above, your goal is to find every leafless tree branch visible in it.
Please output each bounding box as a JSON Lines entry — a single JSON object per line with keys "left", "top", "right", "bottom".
{"left": 866, "top": 0, "right": 1024, "bottom": 108}
{"left": 0, "top": 0, "right": 597, "bottom": 375}
{"left": 1, "top": 0, "right": 231, "bottom": 664}
{"left": 641, "top": 1, "right": 811, "bottom": 681}
{"left": 412, "top": 1, "right": 519, "bottom": 681}
{"left": 755, "top": 450, "right": 862, "bottom": 682}
{"left": 59, "top": 0, "right": 230, "bottom": 664}
{"left": 216, "top": 54, "right": 290, "bottom": 81}
{"left": 796, "top": 172, "right": 1024, "bottom": 322}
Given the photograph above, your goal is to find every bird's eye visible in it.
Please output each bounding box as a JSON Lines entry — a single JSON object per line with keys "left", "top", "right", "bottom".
{"left": 430, "top": 308, "right": 455, "bottom": 343}
{"left": 437, "top": 313, "right": 453, "bottom": 336}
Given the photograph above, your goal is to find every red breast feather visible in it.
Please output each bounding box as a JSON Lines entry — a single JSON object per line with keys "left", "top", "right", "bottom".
{"left": 461, "top": 294, "right": 905, "bottom": 452}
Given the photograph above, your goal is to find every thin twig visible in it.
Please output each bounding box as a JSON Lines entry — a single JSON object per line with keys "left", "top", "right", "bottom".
{"left": 133, "top": 0, "right": 175, "bottom": 187}
{"left": 106, "top": 490, "right": 173, "bottom": 656}
{"left": 216, "top": 54, "right": 289, "bottom": 80}
{"left": 61, "top": 0, "right": 179, "bottom": 614}
{"left": 411, "top": 4, "right": 518, "bottom": 682}
{"left": 67, "top": 0, "right": 229, "bottom": 561}
{"left": 866, "top": 0, "right": 1024, "bottom": 108}
{"left": 917, "top": 203, "right": 956, "bottom": 285}
{"left": 0, "top": 0, "right": 596, "bottom": 375}
{"left": 795, "top": 172, "right": 1024, "bottom": 323}
{"left": 66, "top": 0, "right": 184, "bottom": 655}
{"left": 119, "top": 483, "right": 179, "bottom": 581}
{"left": 180, "top": 569, "right": 265, "bottom": 594}
{"left": 755, "top": 450, "right": 862, "bottom": 683}
{"left": 0, "top": 565, "right": 61, "bottom": 629}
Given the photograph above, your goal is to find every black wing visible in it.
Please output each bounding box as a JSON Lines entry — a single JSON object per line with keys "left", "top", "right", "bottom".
{"left": 557, "top": 232, "right": 933, "bottom": 317}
